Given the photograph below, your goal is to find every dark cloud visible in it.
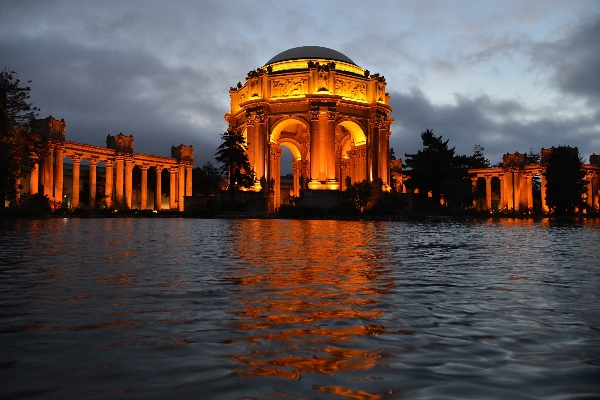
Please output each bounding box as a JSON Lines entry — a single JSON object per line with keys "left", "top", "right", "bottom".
{"left": 389, "top": 88, "right": 599, "bottom": 164}
{"left": 1, "top": 0, "right": 598, "bottom": 169}
{"left": 531, "top": 15, "right": 600, "bottom": 106}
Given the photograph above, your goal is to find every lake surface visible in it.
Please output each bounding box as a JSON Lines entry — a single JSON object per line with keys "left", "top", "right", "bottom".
{"left": 1, "top": 218, "right": 599, "bottom": 399}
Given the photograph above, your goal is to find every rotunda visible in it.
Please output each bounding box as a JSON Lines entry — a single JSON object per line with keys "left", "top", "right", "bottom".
{"left": 225, "top": 46, "right": 393, "bottom": 207}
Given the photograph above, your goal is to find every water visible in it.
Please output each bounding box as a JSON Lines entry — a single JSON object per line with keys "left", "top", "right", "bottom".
{"left": 1, "top": 218, "right": 599, "bottom": 399}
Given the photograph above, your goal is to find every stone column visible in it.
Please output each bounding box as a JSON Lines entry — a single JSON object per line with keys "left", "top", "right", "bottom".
{"left": 246, "top": 118, "right": 256, "bottom": 172}
{"left": 498, "top": 174, "right": 506, "bottom": 211}
{"left": 155, "top": 165, "right": 163, "bottom": 211}
{"left": 185, "top": 164, "right": 193, "bottom": 196}
{"left": 585, "top": 171, "right": 597, "bottom": 211}
{"left": 89, "top": 158, "right": 99, "bottom": 209}
{"left": 140, "top": 164, "right": 150, "bottom": 210}
{"left": 169, "top": 166, "right": 178, "bottom": 210}
{"left": 308, "top": 110, "right": 321, "bottom": 188}
{"left": 115, "top": 155, "right": 124, "bottom": 209}
{"left": 29, "top": 154, "right": 39, "bottom": 195}
{"left": 485, "top": 175, "right": 492, "bottom": 211}
{"left": 43, "top": 144, "right": 54, "bottom": 199}
{"left": 505, "top": 172, "right": 514, "bottom": 211}
{"left": 540, "top": 169, "right": 549, "bottom": 213}
{"left": 523, "top": 172, "right": 533, "bottom": 213}
{"left": 104, "top": 159, "right": 114, "bottom": 209}
{"left": 178, "top": 163, "right": 185, "bottom": 211}
{"left": 53, "top": 144, "right": 64, "bottom": 204}
{"left": 256, "top": 115, "right": 267, "bottom": 180}
{"left": 513, "top": 171, "right": 521, "bottom": 212}
{"left": 369, "top": 117, "right": 380, "bottom": 182}
{"left": 125, "top": 156, "right": 133, "bottom": 210}
{"left": 593, "top": 172, "right": 599, "bottom": 211}
{"left": 326, "top": 111, "right": 338, "bottom": 186}
{"left": 270, "top": 145, "right": 283, "bottom": 206}
{"left": 71, "top": 154, "right": 82, "bottom": 209}
{"left": 292, "top": 161, "right": 301, "bottom": 196}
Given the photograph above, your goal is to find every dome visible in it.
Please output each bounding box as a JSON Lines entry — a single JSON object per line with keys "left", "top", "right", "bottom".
{"left": 265, "top": 46, "right": 356, "bottom": 66}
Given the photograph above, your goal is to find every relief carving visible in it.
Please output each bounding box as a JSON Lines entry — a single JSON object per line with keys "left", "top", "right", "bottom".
{"left": 271, "top": 77, "right": 307, "bottom": 97}
{"left": 335, "top": 79, "right": 366, "bottom": 101}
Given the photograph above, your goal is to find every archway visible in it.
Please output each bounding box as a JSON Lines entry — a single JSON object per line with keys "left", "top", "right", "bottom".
{"left": 337, "top": 120, "right": 367, "bottom": 184}
{"left": 273, "top": 138, "right": 305, "bottom": 206}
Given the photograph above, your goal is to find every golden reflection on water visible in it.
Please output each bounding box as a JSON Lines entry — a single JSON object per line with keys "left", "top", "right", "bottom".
{"left": 227, "top": 220, "right": 393, "bottom": 391}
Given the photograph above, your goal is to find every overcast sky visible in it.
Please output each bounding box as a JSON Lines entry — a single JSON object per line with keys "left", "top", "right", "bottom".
{"left": 1, "top": 0, "right": 599, "bottom": 170}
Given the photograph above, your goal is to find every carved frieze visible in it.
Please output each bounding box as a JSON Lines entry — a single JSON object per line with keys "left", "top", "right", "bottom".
{"left": 271, "top": 77, "right": 307, "bottom": 97}
{"left": 335, "top": 78, "right": 366, "bottom": 101}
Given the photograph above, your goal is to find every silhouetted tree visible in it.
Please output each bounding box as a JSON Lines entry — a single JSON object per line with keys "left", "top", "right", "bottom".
{"left": 192, "top": 161, "right": 220, "bottom": 195}
{"left": 215, "top": 130, "right": 255, "bottom": 200}
{"left": 525, "top": 148, "right": 541, "bottom": 164}
{"left": 469, "top": 145, "right": 490, "bottom": 168}
{"left": 404, "top": 129, "right": 467, "bottom": 204}
{"left": 390, "top": 147, "right": 396, "bottom": 161}
{"left": 346, "top": 180, "right": 374, "bottom": 212}
{"left": 0, "top": 69, "right": 45, "bottom": 205}
{"left": 544, "top": 146, "right": 586, "bottom": 214}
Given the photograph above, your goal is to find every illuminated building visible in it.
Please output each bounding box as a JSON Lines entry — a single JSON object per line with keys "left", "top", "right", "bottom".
{"left": 18, "top": 116, "right": 194, "bottom": 211}
{"left": 225, "top": 46, "right": 394, "bottom": 208}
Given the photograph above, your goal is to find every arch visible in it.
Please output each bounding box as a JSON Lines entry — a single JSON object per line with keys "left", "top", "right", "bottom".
{"left": 337, "top": 119, "right": 366, "bottom": 146}
{"left": 270, "top": 116, "right": 310, "bottom": 143}
{"left": 279, "top": 137, "right": 303, "bottom": 161}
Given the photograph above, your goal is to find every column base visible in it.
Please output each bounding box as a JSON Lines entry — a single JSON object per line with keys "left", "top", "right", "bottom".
{"left": 307, "top": 179, "right": 339, "bottom": 190}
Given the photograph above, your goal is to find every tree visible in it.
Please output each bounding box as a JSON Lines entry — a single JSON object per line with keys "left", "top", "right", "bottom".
{"left": 544, "top": 146, "right": 586, "bottom": 215}
{"left": 389, "top": 147, "right": 396, "bottom": 161}
{"left": 192, "top": 161, "right": 221, "bottom": 195}
{"left": 469, "top": 145, "right": 490, "bottom": 168}
{"left": 346, "top": 180, "right": 374, "bottom": 212}
{"left": 215, "top": 129, "right": 255, "bottom": 193}
{"left": 404, "top": 129, "right": 467, "bottom": 204}
{"left": 0, "top": 69, "right": 44, "bottom": 205}
{"left": 525, "top": 148, "right": 540, "bottom": 164}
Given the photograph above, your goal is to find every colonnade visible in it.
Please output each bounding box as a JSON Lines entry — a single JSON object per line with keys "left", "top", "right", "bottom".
{"left": 469, "top": 164, "right": 600, "bottom": 213}
{"left": 28, "top": 141, "right": 193, "bottom": 211}
{"left": 27, "top": 116, "right": 193, "bottom": 211}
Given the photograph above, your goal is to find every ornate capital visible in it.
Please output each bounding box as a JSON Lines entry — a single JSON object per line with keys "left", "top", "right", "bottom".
{"left": 256, "top": 113, "right": 269, "bottom": 124}
{"left": 326, "top": 111, "right": 338, "bottom": 121}
{"left": 88, "top": 157, "right": 100, "bottom": 166}
{"left": 169, "top": 166, "right": 179, "bottom": 174}
{"left": 104, "top": 159, "right": 114, "bottom": 168}
{"left": 155, "top": 164, "right": 164, "bottom": 173}
{"left": 70, "top": 154, "right": 83, "bottom": 163}
{"left": 245, "top": 115, "right": 256, "bottom": 127}
{"left": 139, "top": 163, "right": 151, "bottom": 171}
{"left": 309, "top": 110, "right": 320, "bottom": 121}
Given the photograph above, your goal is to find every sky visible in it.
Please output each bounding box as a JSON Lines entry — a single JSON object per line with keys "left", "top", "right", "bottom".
{"left": 1, "top": 0, "right": 599, "bottom": 171}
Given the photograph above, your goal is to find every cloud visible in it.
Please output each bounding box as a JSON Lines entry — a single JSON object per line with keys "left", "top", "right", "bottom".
{"left": 531, "top": 15, "right": 600, "bottom": 106}
{"left": 389, "top": 88, "right": 600, "bottom": 164}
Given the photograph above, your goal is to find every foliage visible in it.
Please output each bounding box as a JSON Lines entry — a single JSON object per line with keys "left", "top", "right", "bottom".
{"left": 20, "top": 192, "right": 52, "bottom": 215}
{"left": 404, "top": 129, "right": 467, "bottom": 204}
{"left": 215, "top": 129, "right": 254, "bottom": 191}
{"left": 469, "top": 145, "right": 490, "bottom": 168}
{"left": 346, "top": 180, "right": 374, "bottom": 212}
{"left": 192, "top": 161, "right": 221, "bottom": 195}
{"left": 0, "top": 69, "right": 45, "bottom": 205}
{"left": 389, "top": 147, "right": 396, "bottom": 161}
{"left": 525, "top": 148, "right": 541, "bottom": 164}
{"left": 544, "top": 146, "right": 586, "bottom": 214}
{"left": 442, "top": 178, "right": 473, "bottom": 210}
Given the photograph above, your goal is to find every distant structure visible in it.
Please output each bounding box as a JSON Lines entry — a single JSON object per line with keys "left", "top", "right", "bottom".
{"left": 21, "top": 116, "right": 194, "bottom": 211}
{"left": 469, "top": 149, "right": 599, "bottom": 213}
{"left": 225, "top": 46, "right": 393, "bottom": 208}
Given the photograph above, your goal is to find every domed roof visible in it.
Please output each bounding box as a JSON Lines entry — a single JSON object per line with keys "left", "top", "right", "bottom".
{"left": 265, "top": 46, "right": 356, "bottom": 66}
